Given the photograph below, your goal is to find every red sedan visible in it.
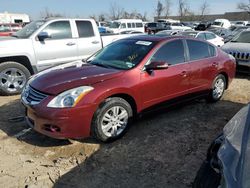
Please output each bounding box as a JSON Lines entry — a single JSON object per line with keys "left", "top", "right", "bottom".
{"left": 21, "top": 36, "right": 236, "bottom": 142}
{"left": 0, "top": 23, "right": 22, "bottom": 36}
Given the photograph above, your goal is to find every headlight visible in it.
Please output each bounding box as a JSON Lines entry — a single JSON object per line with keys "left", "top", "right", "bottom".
{"left": 47, "top": 86, "right": 94, "bottom": 108}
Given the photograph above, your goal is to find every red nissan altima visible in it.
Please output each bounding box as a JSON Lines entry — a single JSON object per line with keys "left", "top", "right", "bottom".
{"left": 21, "top": 35, "right": 236, "bottom": 142}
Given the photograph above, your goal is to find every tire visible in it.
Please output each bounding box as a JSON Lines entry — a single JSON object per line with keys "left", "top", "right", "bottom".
{"left": 193, "top": 161, "right": 221, "bottom": 188}
{"left": 206, "top": 74, "right": 226, "bottom": 103}
{"left": 0, "top": 61, "right": 31, "bottom": 95}
{"left": 91, "top": 97, "right": 133, "bottom": 142}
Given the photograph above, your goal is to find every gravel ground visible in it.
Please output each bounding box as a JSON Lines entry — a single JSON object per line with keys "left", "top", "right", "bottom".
{"left": 0, "top": 75, "right": 249, "bottom": 188}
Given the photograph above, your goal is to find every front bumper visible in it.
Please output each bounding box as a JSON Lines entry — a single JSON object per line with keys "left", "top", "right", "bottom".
{"left": 22, "top": 97, "right": 97, "bottom": 139}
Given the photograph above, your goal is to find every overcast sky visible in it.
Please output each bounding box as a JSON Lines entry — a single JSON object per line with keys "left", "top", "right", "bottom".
{"left": 0, "top": 0, "right": 246, "bottom": 20}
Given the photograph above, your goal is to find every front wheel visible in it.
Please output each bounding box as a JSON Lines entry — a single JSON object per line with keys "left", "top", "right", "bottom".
{"left": 0, "top": 61, "right": 31, "bottom": 95}
{"left": 91, "top": 97, "right": 133, "bottom": 142}
{"left": 207, "top": 74, "right": 226, "bottom": 103}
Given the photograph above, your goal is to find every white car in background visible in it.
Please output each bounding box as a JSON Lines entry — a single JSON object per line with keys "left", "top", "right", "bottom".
{"left": 179, "top": 31, "right": 224, "bottom": 47}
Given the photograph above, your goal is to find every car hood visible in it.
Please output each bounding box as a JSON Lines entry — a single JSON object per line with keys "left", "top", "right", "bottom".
{"left": 221, "top": 42, "right": 250, "bottom": 53}
{"left": 30, "top": 61, "right": 124, "bottom": 95}
{"left": 218, "top": 104, "right": 250, "bottom": 187}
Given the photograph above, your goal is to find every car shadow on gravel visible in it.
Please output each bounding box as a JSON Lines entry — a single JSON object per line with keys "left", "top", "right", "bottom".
{"left": 236, "top": 72, "right": 250, "bottom": 80}
{"left": 0, "top": 99, "right": 70, "bottom": 147}
{"left": 53, "top": 100, "right": 245, "bottom": 188}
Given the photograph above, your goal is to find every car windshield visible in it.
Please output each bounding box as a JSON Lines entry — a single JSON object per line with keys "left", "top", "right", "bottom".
{"left": 231, "top": 31, "right": 250, "bottom": 43}
{"left": 89, "top": 39, "right": 156, "bottom": 70}
{"left": 109, "top": 22, "right": 121, "bottom": 28}
{"left": 213, "top": 22, "right": 222, "bottom": 26}
{"left": 13, "top": 20, "right": 45, "bottom": 38}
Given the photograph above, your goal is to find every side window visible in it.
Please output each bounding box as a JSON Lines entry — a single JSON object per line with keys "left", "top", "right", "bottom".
{"left": 208, "top": 44, "right": 216, "bottom": 57}
{"left": 136, "top": 23, "right": 143, "bottom": 28}
{"left": 197, "top": 33, "right": 206, "bottom": 40}
{"left": 127, "top": 23, "right": 132, "bottom": 28}
{"left": 187, "top": 40, "right": 210, "bottom": 61}
{"left": 42, "top": 21, "right": 72, "bottom": 40}
{"left": 205, "top": 33, "right": 216, "bottom": 40}
{"left": 151, "top": 40, "right": 185, "bottom": 65}
{"left": 76, "top": 21, "right": 94, "bottom": 38}
{"left": 132, "top": 23, "right": 135, "bottom": 28}
{"left": 121, "top": 23, "right": 126, "bottom": 29}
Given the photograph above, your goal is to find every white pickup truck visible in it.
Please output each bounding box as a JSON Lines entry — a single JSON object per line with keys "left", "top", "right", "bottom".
{"left": 0, "top": 18, "right": 137, "bottom": 95}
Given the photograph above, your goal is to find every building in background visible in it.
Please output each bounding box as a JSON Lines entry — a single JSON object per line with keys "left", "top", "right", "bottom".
{"left": 0, "top": 12, "right": 30, "bottom": 24}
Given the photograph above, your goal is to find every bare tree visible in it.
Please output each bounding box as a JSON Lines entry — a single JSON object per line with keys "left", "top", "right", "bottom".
{"left": 98, "top": 14, "right": 106, "bottom": 22}
{"left": 178, "top": 0, "right": 191, "bottom": 20}
{"left": 109, "top": 2, "right": 124, "bottom": 20}
{"left": 237, "top": 0, "right": 250, "bottom": 14}
{"left": 155, "top": 0, "right": 164, "bottom": 19}
{"left": 89, "top": 14, "right": 97, "bottom": 21}
{"left": 40, "top": 7, "right": 63, "bottom": 19}
{"left": 200, "top": 0, "right": 210, "bottom": 20}
{"left": 164, "top": 0, "right": 172, "bottom": 18}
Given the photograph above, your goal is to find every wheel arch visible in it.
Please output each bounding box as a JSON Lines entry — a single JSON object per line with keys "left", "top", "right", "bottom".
{"left": 0, "top": 56, "right": 35, "bottom": 75}
{"left": 106, "top": 93, "right": 138, "bottom": 116}
{"left": 218, "top": 71, "right": 229, "bottom": 89}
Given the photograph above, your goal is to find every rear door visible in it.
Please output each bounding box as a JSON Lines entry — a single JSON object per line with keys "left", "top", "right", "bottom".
{"left": 186, "top": 39, "right": 218, "bottom": 92}
{"left": 33, "top": 20, "right": 78, "bottom": 71}
{"left": 75, "top": 20, "right": 102, "bottom": 60}
{"left": 140, "top": 39, "right": 191, "bottom": 109}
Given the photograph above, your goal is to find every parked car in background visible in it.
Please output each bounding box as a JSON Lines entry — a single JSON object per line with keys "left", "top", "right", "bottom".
{"left": 222, "top": 30, "right": 250, "bottom": 73}
{"left": 193, "top": 104, "right": 250, "bottom": 188}
{"left": 156, "top": 29, "right": 182, "bottom": 36}
{"left": 145, "top": 22, "right": 170, "bottom": 34}
{"left": 0, "top": 23, "right": 22, "bottom": 36}
{"left": 179, "top": 31, "right": 224, "bottom": 47}
{"left": 108, "top": 19, "right": 144, "bottom": 34}
{"left": 0, "top": 18, "right": 141, "bottom": 95}
{"left": 223, "top": 26, "right": 250, "bottom": 43}
{"left": 165, "top": 22, "right": 192, "bottom": 30}
{"left": 21, "top": 35, "right": 236, "bottom": 142}
{"left": 156, "top": 29, "right": 193, "bottom": 36}
{"left": 211, "top": 19, "right": 231, "bottom": 29}
{"left": 195, "top": 22, "right": 211, "bottom": 31}
{"left": 234, "top": 21, "right": 248, "bottom": 26}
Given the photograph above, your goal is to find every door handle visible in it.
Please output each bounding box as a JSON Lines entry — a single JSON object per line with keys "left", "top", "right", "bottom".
{"left": 180, "top": 71, "right": 187, "bottom": 77}
{"left": 92, "top": 41, "right": 100, "bottom": 44}
{"left": 66, "top": 42, "right": 76, "bottom": 46}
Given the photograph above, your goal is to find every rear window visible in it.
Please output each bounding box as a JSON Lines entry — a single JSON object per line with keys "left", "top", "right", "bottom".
{"left": 187, "top": 40, "right": 210, "bottom": 61}
{"left": 76, "top": 20, "right": 94, "bottom": 38}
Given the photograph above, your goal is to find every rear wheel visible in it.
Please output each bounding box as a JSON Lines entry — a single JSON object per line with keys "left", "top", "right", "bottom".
{"left": 91, "top": 97, "right": 133, "bottom": 142}
{"left": 0, "top": 61, "right": 30, "bottom": 95}
{"left": 207, "top": 74, "right": 226, "bottom": 103}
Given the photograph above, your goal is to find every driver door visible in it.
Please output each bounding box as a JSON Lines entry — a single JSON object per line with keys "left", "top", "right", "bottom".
{"left": 139, "top": 39, "right": 190, "bottom": 109}
{"left": 33, "top": 20, "right": 78, "bottom": 71}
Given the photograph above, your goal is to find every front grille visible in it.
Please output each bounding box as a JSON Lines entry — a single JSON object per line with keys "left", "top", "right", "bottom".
{"left": 228, "top": 51, "right": 250, "bottom": 61}
{"left": 24, "top": 86, "right": 48, "bottom": 105}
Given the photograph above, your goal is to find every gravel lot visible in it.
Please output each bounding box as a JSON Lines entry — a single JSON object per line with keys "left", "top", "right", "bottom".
{"left": 0, "top": 75, "right": 249, "bottom": 188}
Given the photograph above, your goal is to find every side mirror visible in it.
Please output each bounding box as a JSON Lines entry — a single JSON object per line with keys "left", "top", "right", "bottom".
{"left": 37, "top": 32, "right": 51, "bottom": 41}
{"left": 145, "top": 61, "right": 169, "bottom": 72}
